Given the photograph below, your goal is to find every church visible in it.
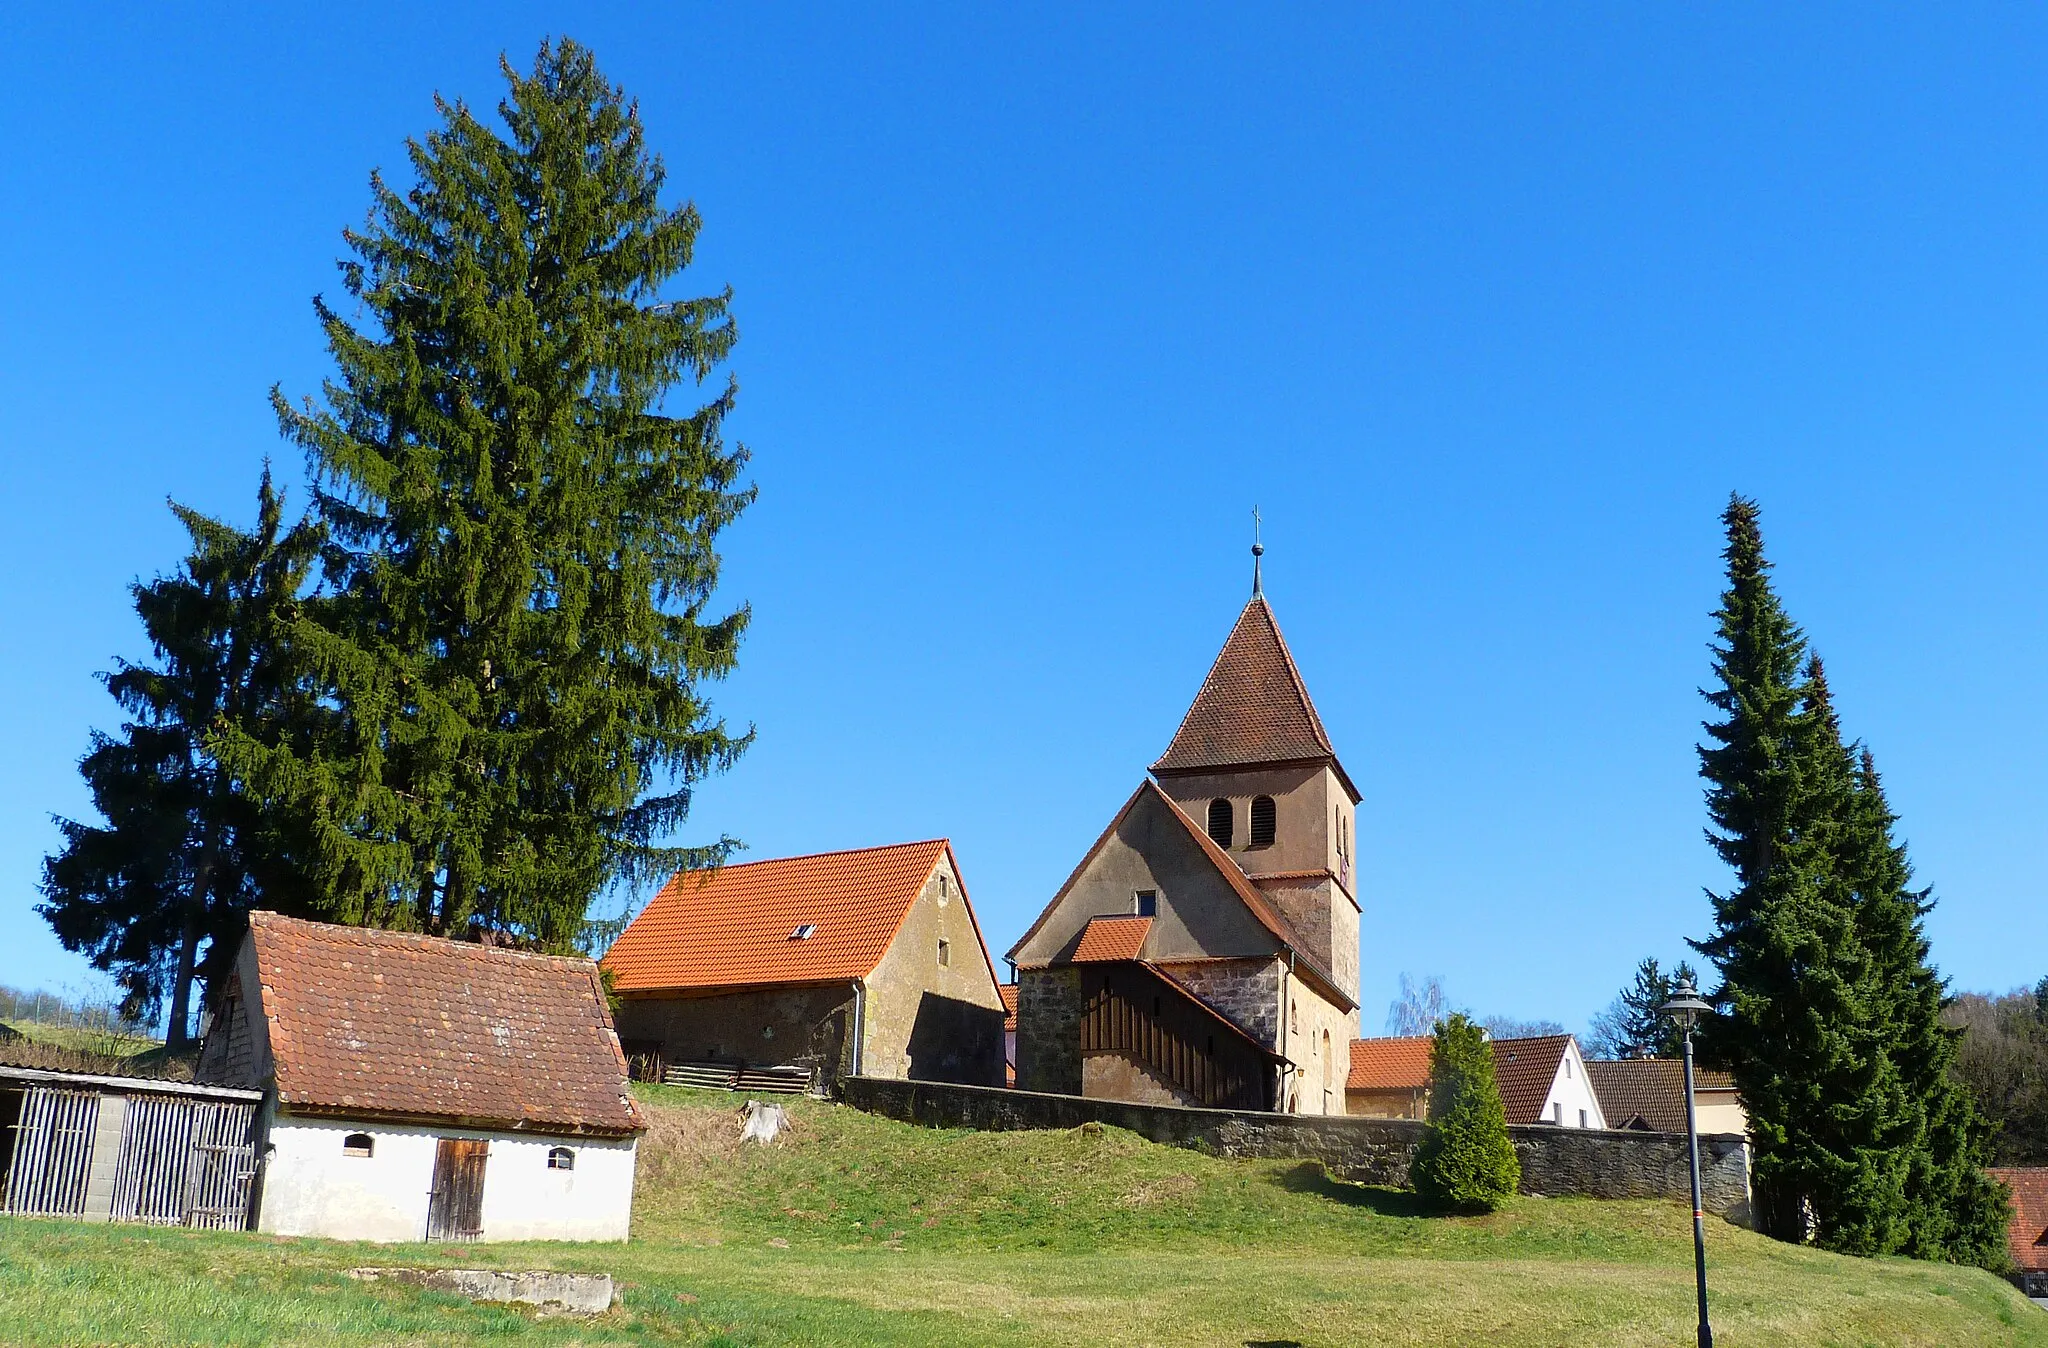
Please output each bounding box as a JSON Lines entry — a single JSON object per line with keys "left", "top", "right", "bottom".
{"left": 1007, "top": 555, "right": 1361, "bottom": 1114}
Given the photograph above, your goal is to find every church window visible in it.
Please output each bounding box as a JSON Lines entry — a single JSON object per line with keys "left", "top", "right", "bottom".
{"left": 1206, "top": 799, "right": 1233, "bottom": 847}
{"left": 1249, "top": 796, "right": 1277, "bottom": 848}
{"left": 1133, "top": 890, "right": 1157, "bottom": 917}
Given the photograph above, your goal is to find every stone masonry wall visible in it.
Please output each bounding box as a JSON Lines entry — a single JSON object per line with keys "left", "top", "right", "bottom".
{"left": 1151, "top": 958, "right": 1281, "bottom": 1048}
{"left": 1015, "top": 967, "right": 1082, "bottom": 1095}
{"left": 839, "top": 1076, "right": 1752, "bottom": 1219}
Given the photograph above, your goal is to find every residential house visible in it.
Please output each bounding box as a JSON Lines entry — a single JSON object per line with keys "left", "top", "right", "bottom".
{"left": 197, "top": 912, "right": 644, "bottom": 1243}
{"left": 1344, "top": 1033, "right": 1607, "bottom": 1129}
{"left": 1345, "top": 1037, "right": 1434, "bottom": 1119}
{"left": 1990, "top": 1168, "right": 2048, "bottom": 1299}
{"left": 602, "top": 840, "right": 1006, "bottom": 1092}
{"left": 1585, "top": 1058, "right": 1747, "bottom": 1136}
{"left": 1008, "top": 583, "right": 1361, "bottom": 1114}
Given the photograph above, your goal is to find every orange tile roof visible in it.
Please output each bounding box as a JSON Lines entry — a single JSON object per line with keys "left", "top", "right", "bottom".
{"left": 1992, "top": 1168, "right": 2048, "bottom": 1273}
{"left": 1152, "top": 596, "right": 1357, "bottom": 801}
{"left": 602, "top": 840, "right": 991, "bottom": 993}
{"left": 998, "top": 983, "right": 1018, "bottom": 1032}
{"left": 1348, "top": 1036, "right": 1433, "bottom": 1091}
{"left": 241, "top": 912, "right": 642, "bottom": 1136}
{"left": 1492, "top": 1035, "right": 1573, "bottom": 1125}
{"left": 1071, "top": 916, "right": 1153, "bottom": 962}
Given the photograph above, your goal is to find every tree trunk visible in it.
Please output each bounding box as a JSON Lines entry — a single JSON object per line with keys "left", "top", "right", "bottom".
{"left": 164, "top": 907, "right": 200, "bottom": 1049}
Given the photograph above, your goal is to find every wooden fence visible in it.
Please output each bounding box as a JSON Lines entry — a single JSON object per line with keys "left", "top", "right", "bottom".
{"left": 2, "top": 1076, "right": 260, "bottom": 1228}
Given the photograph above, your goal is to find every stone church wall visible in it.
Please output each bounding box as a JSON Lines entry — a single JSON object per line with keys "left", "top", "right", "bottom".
{"left": 1014, "top": 967, "right": 1083, "bottom": 1094}
{"left": 839, "top": 1076, "right": 1753, "bottom": 1219}
{"left": 1152, "top": 958, "right": 1281, "bottom": 1047}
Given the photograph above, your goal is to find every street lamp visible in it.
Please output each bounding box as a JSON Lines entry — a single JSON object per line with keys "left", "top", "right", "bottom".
{"left": 1661, "top": 976, "right": 1716, "bottom": 1348}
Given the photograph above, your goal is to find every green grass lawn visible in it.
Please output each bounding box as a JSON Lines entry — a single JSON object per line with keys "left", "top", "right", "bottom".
{"left": 1, "top": 1084, "right": 2041, "bottom": 1346}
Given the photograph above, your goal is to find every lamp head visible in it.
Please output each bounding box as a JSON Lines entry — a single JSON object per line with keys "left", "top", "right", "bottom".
{"left": 1660, "top": 977, "right": 1713, "bottom": 1034}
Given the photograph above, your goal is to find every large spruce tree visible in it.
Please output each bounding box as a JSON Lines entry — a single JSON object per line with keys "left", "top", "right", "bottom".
{"left": 217, "top": 40, "right": 752, "bottom": 948}
{"left": 1693, "top": 495, "right": 2008, "bottom": 1263}
{"left": 40, "top": 472, "right": 321, "bottom": 1043}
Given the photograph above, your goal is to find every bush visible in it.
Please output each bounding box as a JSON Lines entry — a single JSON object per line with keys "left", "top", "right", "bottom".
{"left": 1410, "top": 1013, "right": 1521, "bottom": 1212}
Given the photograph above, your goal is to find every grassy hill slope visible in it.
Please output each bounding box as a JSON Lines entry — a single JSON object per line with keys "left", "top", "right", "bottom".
{"left": 1, "top": 1083, "right": 2042, "bottom": 1346}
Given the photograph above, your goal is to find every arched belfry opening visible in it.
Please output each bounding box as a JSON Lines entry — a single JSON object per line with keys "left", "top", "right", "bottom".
{"left": 1206, "top": 799, "right": 1233, "bottom": 847}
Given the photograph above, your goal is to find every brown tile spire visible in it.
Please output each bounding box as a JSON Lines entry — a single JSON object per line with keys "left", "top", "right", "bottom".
{"left": 1151, "top": 594, "right": 1354, "bottom": 798}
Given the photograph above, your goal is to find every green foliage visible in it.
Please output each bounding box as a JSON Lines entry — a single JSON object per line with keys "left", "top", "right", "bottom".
{"left": 1691, "top": 494, "right": 2008, "bottom": 1265}
{"left": 1949, "top": 983, "right": 2048, "bottom": 1165}
{"left": 1586, "top": 957, "right": 1698, "bottom": 1061}
{"left": 39, "top": 471, "right": 321, "bottom": 1041}
{"left": 216, "top": 40, "right": 753, "bottom": 948}
{"left": 1410, "top": 1013, "right": 1521, "bottom": 1212}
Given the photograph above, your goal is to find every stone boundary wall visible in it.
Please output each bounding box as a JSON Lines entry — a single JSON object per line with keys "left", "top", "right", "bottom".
{"left": 839, "top": 1076, "right": 1752, "bottom": 1219}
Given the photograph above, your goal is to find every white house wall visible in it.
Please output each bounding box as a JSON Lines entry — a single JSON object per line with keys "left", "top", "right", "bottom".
{"left": 1535, "top": 1040, "right": 1607, "bottom": 1130}
{"left": 256, "top": 1113, "right": 635, "bottom": 1243}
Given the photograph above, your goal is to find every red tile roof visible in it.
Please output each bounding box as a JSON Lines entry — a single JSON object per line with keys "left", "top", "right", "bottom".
{"left": 1071, "top": 916, "right": 1153, "bottom": 963}
{"left": 1584, "top": 1059, "right": 1736, "bottom": 1133}
{"left": 1348, "top": 1036, "right": 1433, "bottom": 1091}
{"left": 245, "top": 912, "right": 642, "bottom": 1137}
{"left": 1992, "top": 1168, "right": 2048, "bottom": 1273}
{"left": 998, "top": 983, "right": 1019, "bottom": 1032}
{"left": 603, "top": 840, "right": 997, "bottom": 993}
{"left": 1152, "top": 596, "right": 1357, "bottom": 800}
{"left": 1492, "top": 1035, "right": 1572, "bottom": 1125}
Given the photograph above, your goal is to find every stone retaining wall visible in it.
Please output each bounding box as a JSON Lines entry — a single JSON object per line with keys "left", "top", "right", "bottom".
{"left": 839, "top": 1076, "right": 1752, "bottom": 1219}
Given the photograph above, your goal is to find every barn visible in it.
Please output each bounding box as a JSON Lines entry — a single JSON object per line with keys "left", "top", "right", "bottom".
{"left": 197, "top": 912, "right": 644, "bottom": 1243}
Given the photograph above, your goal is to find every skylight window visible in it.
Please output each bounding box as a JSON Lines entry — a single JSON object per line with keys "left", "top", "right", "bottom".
{"left": 789, "top": 924, "right": 817, "bottom": 940}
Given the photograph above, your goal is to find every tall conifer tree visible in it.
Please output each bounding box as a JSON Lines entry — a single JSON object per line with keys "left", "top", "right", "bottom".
{"left": 218, "top": 40, "right": 752, "bottom": 947}
{"left": 41, "top": 472, "right": 321, "bottom": 1042}
{"left": 1692, "top": 496, "right": 1869, "bottom": 1243}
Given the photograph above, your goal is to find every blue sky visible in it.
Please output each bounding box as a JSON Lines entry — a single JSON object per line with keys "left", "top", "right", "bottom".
{"left": 2, "top": 6, "right": 2043, "bottom": 1036}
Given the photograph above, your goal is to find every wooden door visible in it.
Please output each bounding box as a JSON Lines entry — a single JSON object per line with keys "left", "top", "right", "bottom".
{"left": 426, "top": 1138, "right": 488, "bottom": 1241}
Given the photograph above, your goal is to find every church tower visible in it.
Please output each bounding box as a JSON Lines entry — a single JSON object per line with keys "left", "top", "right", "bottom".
{"left": 1149, "top": 580, "right": 1362, "bottom": 1011}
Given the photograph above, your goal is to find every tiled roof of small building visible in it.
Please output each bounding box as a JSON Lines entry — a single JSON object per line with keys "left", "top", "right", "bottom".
{"left": 603, "top": 840, "right": 996, "bottom": 993}
{"left": 1152, "top": 596, "right": 1356, "bottom": 799}
{"left": 1071, "top": 916, "right": 1154, "bottom": 963}
{"left": 1991, "top": 1168, "right": 2048, "bottom": 1273}
{"left": 1348, "top": 1036, "right": 1433, "bottom": 1091}
{"left": 1584, "top": 1058, "right": 1737, "bottom": 1133}
{"left": 1492, "top": 1035, "right": 1572, "bottom": 1125}
{"left": 247, "top": 912, "right": 642, "bottom": 1136}
{"left": 998, "top": 983, "right": 1019, "bottom": 1032}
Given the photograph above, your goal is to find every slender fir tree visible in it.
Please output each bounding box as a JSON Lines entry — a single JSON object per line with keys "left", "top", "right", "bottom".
{"left": 40, "top": 471, "right": 321, "bottom": 1043}
{"left": 1587, "top": 956, "right": 1698, "bottom": 1060}
{"left": 217, "top": 40, "right": 753, "bottom": 948}
{"left": 1839, "top": 745, "right": 2008, "bottom": 1263}
{"left": 1691, "top": 495, "right": 1869, "bottom": 1243}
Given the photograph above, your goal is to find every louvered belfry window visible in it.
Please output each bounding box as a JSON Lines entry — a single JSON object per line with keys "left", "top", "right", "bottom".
{"left": 1249, "top": 796, "right": 1277, "bottom": 848}
{"left": 1206, "top": 799, "right": 1233, "bottom": 846}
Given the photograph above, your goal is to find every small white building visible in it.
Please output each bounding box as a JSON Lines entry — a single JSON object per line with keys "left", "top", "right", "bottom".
{"left": 1492, "top": 1033, "right": 1607, "bottom": 1131}
{"left": 197, "top": 912, "right": 645, "bottom": 1243}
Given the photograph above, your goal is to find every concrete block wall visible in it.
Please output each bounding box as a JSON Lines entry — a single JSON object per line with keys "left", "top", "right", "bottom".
{"left": 839, "top": 1076, "right": 1752, "bottom": 1219}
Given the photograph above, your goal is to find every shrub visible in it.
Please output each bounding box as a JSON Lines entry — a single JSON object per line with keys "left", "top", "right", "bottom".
{"left": 1410, "top": 1013, "right": 1520, "bottom": 1212}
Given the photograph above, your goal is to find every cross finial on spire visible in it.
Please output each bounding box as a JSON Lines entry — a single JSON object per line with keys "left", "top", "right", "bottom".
{"left": 1251, "top": 505, "right": 1264, "bottom": 597}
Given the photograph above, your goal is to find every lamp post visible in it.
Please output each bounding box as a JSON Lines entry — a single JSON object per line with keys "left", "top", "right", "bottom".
{"left": 1661, "top": 977, "right": 1716, "bottom": 1348}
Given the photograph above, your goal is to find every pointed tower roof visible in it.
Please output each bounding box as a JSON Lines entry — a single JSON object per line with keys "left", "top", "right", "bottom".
{"left": 1151, "top": 595, "right": 1359, "bottom": 802}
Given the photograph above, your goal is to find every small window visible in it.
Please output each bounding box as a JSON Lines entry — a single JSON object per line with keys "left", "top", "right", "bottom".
{"left": 1565, "top": 1058, "right": 1572, "bottom": 1079}
{"left": 1133, "top": 890, "right": 1157, "bottom": 917}
{"left": 1206, "top": 1036, "right": 1215, "bottom": 1056}
{"left": 547, "top": 1147, "right": 575, "bottom": 1171}
{"left": 789, "top": 924, "right": 817, "bottom": 940}
{"left": 1579, "top": 1109, "right": 1588, "bottom": 1129}
{"left": 937, "top": 939, "right": 950, "bottom": 967}
{"left": 1249, "top": 796, "right": 1277, "bottom": 848}
{"left": 937, "top": 874, "right": 949, "bottom": 904}
{"left": 1206, "top": 798, "right": 1233, "bottom": 847}
{"left": 343, "top": 1133, "right": 373, "bottom": 1158}
{"left": 1553, "top": 1102, "right": 1563, "bottom": 1124}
